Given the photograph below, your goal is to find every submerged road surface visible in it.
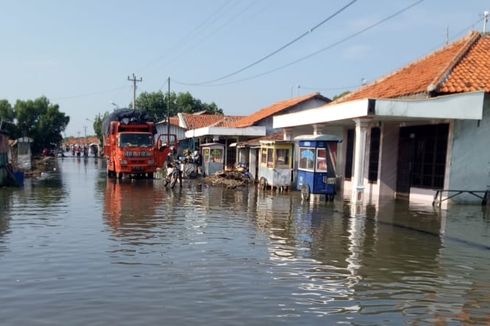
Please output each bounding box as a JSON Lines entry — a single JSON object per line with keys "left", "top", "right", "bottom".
{"left": 0, "top": 158, "right": 489, "bottom": 325}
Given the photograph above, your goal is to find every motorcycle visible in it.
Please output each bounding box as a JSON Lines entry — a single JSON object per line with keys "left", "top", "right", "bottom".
{"left": 164, "top": 160, "right": 182, "bottom": 189}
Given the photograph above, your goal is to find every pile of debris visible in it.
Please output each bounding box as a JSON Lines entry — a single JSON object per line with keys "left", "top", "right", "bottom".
{"left": 203, "top": 171, "right": 253, "bottom": 189}
{"left": 25, "top": 156, "right": 58, "bottom": 178}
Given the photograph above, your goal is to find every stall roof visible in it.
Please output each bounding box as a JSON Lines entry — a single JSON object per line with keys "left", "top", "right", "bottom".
{"left": 294, "top": 134, "right": 342, "bottom": 142}
{"left": 199, "top": 142, "right": 224, "bottom": 147}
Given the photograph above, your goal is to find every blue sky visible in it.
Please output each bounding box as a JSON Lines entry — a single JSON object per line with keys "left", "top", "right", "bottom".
{"left": 0, "top": 0, "right": 487, "bottom": 136}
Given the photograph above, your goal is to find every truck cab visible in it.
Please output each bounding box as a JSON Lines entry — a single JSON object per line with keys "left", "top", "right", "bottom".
{"left": 103, "top": 112, "right": 176, "bottom": 179}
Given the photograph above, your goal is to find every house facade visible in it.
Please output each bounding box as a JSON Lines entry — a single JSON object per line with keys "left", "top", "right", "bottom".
{"left": 274, "top": 32, "right": 490, "bottom": 206}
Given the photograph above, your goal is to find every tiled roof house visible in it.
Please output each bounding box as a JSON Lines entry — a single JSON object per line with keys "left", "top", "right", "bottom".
{"left": 273, "top": 31, "right": 490, "bottom": 205}
{"left": 336, "top": 31, "right": 490, "bottom": 102}
{"left": 232, "top": 93, "right": 331, "bottom": 132}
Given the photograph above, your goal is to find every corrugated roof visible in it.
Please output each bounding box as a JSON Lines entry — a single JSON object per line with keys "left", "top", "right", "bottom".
{"left": 232, "top": 93, "right": 330, "bottom": 127}
{"left": 337, "top": 32, "right": 489, "bottom": 103}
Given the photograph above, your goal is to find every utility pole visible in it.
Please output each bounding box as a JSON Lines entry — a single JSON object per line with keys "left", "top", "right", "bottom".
{"left": 167, "top": 76, "right": 171, "bottom": 138}
{"left": 128, "top": 73, "right": 142, "bottom": 110}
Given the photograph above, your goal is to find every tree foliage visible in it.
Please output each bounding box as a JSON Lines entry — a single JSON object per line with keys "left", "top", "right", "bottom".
{"left": 134, "top": 91, "right": 223, "bottom": 121}
{"left": 93, "top": 112, "right": 108, "bottom": 146}
{"left": 0, "top": 97, "right": 69, "bottom": 154}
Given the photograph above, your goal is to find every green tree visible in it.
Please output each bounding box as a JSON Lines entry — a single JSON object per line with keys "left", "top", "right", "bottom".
{"left": 0, "top": 100, "right": 18, "bottom": 137}
{"left": 134, "top": 91, "right": 223, "bottom": 121}
{"left": 13, "top": 97, "right": 69, "bottom": 154}
{"left": 93, "top": 112, "right": 108, "bottom": 146}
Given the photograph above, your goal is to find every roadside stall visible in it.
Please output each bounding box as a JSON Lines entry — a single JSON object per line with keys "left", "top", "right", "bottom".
{"left": 200, "top": 143, "right": 225, "bottom": 176}
{"left": 257, "top": 140, "right": 293, "bottom": 191}
{"left": 14, "top": 137, "right": 33, "bottom": 171}
{"left": 295, "top": 134, "right": 341, "bottom": 200}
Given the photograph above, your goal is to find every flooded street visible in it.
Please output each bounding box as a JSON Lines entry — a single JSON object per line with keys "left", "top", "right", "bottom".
{"left": 0, "top": 158, "right": 489, "bottom": 325}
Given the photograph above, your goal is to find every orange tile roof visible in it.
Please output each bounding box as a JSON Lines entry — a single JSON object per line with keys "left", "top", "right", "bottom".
{"left": 232, "top": 93, "right": 330, "bottom": 127}
{"left": 64, "top": 136, "right": 99, "bottom": 145}
{"left": 439, "top": 33, "right": 490, "bottom": 93}
{"left": 182, "top": 114, "right": 225, "bottom": 129}
{"left": 169, "top": 117, "right": 180, "bottom": 126}
{"left": 211, "top": 116, "right": 246, "bottom": 128}
{"left": 337, "top": 32, "right": 489, "bottom": 103}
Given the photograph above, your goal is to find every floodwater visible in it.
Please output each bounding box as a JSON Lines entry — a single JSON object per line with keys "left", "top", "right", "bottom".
{"left": 0, "top": 158, "right": 489, "bottom": 325}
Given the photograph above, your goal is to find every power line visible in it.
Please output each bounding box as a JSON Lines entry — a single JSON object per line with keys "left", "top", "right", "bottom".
{"left": 175, "top": 0, "right": 425, "bottom": 88}
{"left": 51, "top": 85, "right": 129, "bottom": 101}
{"left": 155, "top": 0, "right": 260, "bottom": 73}
{"left": 299, "top": 84, "right": 361, "bottom": 91}
{"left": 178, "top": 0, "right": 358, "bottom": 86}
{"left": 138, "top": 0, "right": 237, "bottom": 73}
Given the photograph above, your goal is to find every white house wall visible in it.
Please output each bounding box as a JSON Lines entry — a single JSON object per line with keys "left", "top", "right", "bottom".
{"left": 156, "top": 124, "right": 187, "bottom": 141}
{"left": 377, "top": 123, "right": 400, "bottom": 201}
{"left": 259, "top": 98, "right": 330, "bottom": 134}
{"left": 447, "top": 95, "right": 490, "bottom": 203}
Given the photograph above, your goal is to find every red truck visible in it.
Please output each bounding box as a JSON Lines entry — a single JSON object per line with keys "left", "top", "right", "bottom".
{"left": 103, "top": 109, "right": 176, "bottom": 179}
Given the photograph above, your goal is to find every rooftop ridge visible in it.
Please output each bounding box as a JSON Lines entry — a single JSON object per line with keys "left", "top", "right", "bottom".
{"left": 428, "top": 31, "right": 481, "bottom": 94}
{"left": 335, "top": 31, "right": 478, "bottom": 103}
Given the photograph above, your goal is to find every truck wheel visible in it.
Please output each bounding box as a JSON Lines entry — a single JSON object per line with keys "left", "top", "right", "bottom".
{"left": 147, "top": 173, "right": 154, "bottom": 179}
{"left": 117, "top": 172, "right": 123, "bottom": 179}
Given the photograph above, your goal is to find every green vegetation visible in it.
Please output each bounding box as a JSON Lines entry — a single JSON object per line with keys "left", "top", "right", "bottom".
{"left": 0, "top": 97, "right": 69, "bottom": 154}
{"left": 134, "top": 91, "right": 223, "bottom": 121}
{"left": 92, "top": 91, "right": 223, "bottom": 141}
{"left": 92, "top": 112, "right": 108, "bottom": 146}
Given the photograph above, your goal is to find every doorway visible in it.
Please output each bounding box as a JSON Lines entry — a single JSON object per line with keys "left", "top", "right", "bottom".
{"left": 396, "top": 124, "right": 449, "bottom": 199}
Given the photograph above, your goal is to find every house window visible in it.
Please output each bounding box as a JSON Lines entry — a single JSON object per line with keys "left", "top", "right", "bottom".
{"left": 368, "top": 127, "right": 381, "bottom": 183}
{"left": 344, "top": 129, "right": 355, "bottom": 179}
{"left": 275, "top": 148, "right": 290, "bottom": 168}
{"left": 316, "top": 148, "right": 327, "bottom": 172}
{"left": 299, "top": 147, "right": 315, "bottom": 170}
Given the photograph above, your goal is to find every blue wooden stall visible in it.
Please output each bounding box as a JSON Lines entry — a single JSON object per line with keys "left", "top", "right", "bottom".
{"left": 295, "top": 135, "right": 341, "bottom": 200}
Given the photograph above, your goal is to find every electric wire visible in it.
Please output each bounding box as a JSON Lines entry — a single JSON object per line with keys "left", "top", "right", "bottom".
{"left": 138, "top": 0, "right": 237, "bottom": 73}
{"left": 174, "top": 0, "right": 425, "bottom": 88}
{"left": 298, "top": 84, "right": 362, "bottom": 91}
{"left": 155, "top": 0, "right": 260, "bottom": 73}
{"left": 177, "top": 0, "right": 358, "bottom": 86}
{"left": 51, "top": 85, "right": 130, "bottom": 101}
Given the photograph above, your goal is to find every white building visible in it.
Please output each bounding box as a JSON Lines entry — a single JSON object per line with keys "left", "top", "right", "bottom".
{"left": 274, "top": 32, "right": 490, "bottom": 206}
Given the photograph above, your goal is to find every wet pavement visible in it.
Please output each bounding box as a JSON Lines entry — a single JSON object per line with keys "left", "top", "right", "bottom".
{"left": 0, "top": 158, "right": 489, "bottom": 325}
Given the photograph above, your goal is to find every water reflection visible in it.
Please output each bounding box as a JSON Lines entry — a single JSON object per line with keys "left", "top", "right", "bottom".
{"left": 0, "top": 189, "right": 12, "bottom": 239}
{"left": 1, "top": 157, "right": 488, "bottom": 324}
{"left": 248, "top": 192, "right": 490, "bottom": 322}
{"left": 103, "top": 179, "right": 165, "bottom": 234}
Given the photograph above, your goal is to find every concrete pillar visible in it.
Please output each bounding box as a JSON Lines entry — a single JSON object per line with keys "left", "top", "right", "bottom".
{"left": 351, "top": 119, "right": 370, "bottom": 204}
